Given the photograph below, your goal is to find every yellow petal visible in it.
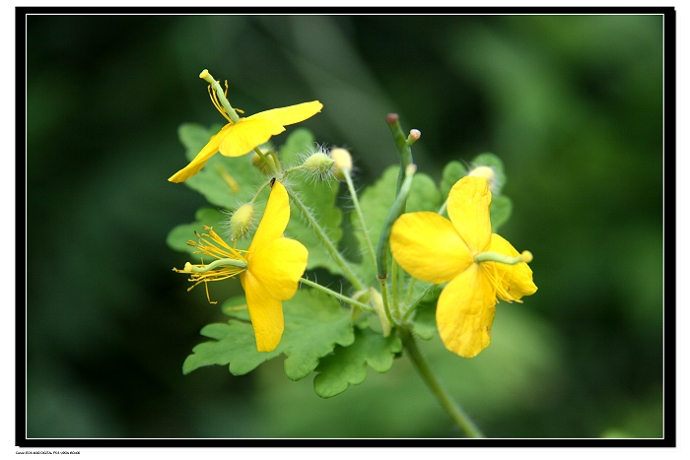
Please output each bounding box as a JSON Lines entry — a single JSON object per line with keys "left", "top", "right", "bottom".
{"left": 249, "top": 100, "right": 323, "bottom": 126}
{"left": 247, "top": 237, "right": 308, "bottom": 300}
{"left": 436, "top": 264, "right": 496, "bottom": 358}
{"left": 249, "top": 181, "right": 291, "bottom": 252}
{"left": 486, "top": 233, "right": 537, "bottom": 301}
{"left": 390, "top": 212, "right": 472, "bottom": 284}
{"left": 217, "top": 118, "right": 285, "bottom": 157}
{"left": 168, "top": 123, "right": 232, "bottom": 182}
{"left": 240, "top": 270, "right": 284, "bottom": 352}
{"left": 447, "top": 176, "right": 492, "bottom": 253}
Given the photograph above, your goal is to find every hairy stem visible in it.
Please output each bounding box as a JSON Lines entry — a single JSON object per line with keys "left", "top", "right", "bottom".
{"left": 289, "top": 191, "right": 364, "bottom": 290}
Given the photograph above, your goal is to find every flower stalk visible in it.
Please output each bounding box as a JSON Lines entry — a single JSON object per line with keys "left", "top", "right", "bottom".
{"left": 299, "top": 277, "right": 373, "bottom": 311}
{"left": 400, "top": 328, "right": 484, "bottom": 438}
{"left": 288, "top": 187, "right": 365, "bottom": 291}
{"left": 343, "top": 167, "right": 378, "bottom": 271}
{"left": 386, "top": 113, "right": 415, "bottom": 196}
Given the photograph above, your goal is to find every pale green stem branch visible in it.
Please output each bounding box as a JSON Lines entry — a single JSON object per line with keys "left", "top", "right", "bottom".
{"left": 300, "top": 277, "right": 371, "bottom": 311}
{"left": 289, "top": 191, "right": 364, "bottom": 291}
{"left": 343, "top": 168, "right": 378, "bottom": 270}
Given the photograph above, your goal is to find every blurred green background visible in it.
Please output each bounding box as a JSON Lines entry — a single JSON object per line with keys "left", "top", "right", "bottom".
{"left": 26, "top": 14, "right": 664, "bottom": 438}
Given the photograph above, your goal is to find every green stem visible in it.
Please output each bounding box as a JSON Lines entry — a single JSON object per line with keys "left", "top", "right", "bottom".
{"left": 377, "top": 278, "right": 396, "bottom": 327}
{"left": 253, "top": 146, "right": 280, "bottom": 175}
{"left": 250, "top": 179, "right": 273, "bottom": 204}
{"left": 400, "top": 329, "right": 484, "bottom": 438}
{"left": 438, "top": 197, "right": 449, "bottom": 216}
{"left": 289, "top": 190, "right": 364, "bottom": 291}
{"left": 404, "top": 277, "right": 418, "bottom": 307}
{"left": 300, "top": 277, "right": 371, "bottom": 311}
{"left": 376, "top": 164, "right": 416, "bottom": 280}
{"left": 343, "top": 168, "right": 378, "bottom": 270}
{"left": 390, "top": 259, "right": 401, "bottom": 319}
{"left": 402, "top": 283, "right": 436, "bottom": 323}
{"left": 386, "top": 113, "right": 414, "bottom": 196}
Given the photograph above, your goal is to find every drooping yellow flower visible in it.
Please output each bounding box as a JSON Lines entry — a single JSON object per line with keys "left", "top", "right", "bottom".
{"left": 390, "top": 176, "right": 537, "bottom": 358}
{"left": 168, "top": 91, "right": 323, "bottom": 183}
{"left": 174, "top": 181, "right": 308, "bottom": 352}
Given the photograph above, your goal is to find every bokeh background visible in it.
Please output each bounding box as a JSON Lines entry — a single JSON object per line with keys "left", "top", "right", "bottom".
{"left": 26, "top": 14, "right": 665, "bottom": 438}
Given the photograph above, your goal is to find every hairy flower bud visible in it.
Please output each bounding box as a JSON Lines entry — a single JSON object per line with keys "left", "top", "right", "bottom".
{"left": 229, "top": 203, "right": 255, "bottom": 240}
{"left": 302, "top": 152, "right": 335, "bottom": 178}
{"left": 329, "top": 148, "right": 353, "bottom": 180}
{"left": 468, "top": 166, "right": 500, "bottom": 194}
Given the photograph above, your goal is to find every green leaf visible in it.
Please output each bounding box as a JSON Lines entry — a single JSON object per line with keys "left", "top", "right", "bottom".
{"left": 313, "top": 327, "right": 403, "bottom": 398}
{"left": 166, "top": 207, "right": 226, "bottom": 255}
{"left": 411, "top": 301, "right": 437, "bottom": 341}
{"left": 279, "top": 129, "right": 345, "bottom": 275}
{"left": 183, "top": 289, "right": 355, "bottom": 381}
{"left": 470, "top": 152, "right": 507, "bottom": 195}
{"left": 490, "top": 195, "right": 513, "bottom": 232}
{"left": 351, "top": 166, "right": 441, "bottom": 284}
{"left": 176, "top": 123, "right": 268, "bottom": 209}
{"left": 440, "top": 160, "right": 468, "bottom": 198}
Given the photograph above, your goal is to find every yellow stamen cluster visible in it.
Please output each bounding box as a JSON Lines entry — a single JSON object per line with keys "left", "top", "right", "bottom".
{"left": 173, "top": 226, "right": 248, "bottom": 302}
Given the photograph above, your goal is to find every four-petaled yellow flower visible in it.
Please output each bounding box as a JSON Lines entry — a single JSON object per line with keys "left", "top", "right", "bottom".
{"left": 168, "top": 95, "right": 323, "bottom": 183}
{"left": 175, "top": 181, "right": 308, "bottom": 352}
{"left": 390, "top": 176, "right": 537, "bottom": 358}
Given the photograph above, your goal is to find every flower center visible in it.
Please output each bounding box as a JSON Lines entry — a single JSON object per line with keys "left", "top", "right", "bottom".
{"left": 173, "top": 225, "right": 248, "bottom": 303}
{"left": 475, "top": 250, "right": 533, "bottom": 303}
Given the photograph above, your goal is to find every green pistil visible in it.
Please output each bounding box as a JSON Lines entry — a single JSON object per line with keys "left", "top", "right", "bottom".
{"left": 186, "top": 258, "right": 247, "bottom": 273}
{"left": 474, "top": 250, "right": 533, "bottom": 265}
{"left": 199, "top": 69, "right": 241, "bottom": 123}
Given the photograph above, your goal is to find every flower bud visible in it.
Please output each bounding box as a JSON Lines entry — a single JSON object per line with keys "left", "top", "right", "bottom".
{"left": 329, "top": 148, "right": 353, "bottom": 180}
{"left": 251, "top": 151, "right": 278, "bottom": 175}
{"left": 302, "top": 152, "right": 335, "bottom": 178}
{"left": 407, "top": 129, "right": 421, "bottom": 146}
{"left": 468, "top": 166, "right": 500, "bottom": 194}
{"left": 229, "top": 203, "right": 255, "bottom": 240}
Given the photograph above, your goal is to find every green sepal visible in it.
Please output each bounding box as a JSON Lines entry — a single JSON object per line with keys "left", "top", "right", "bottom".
{"left": 177, "top": 123, "right": 267, "bottom": 209}
{"left": 313, "top": 326, "right": 403, "bottom": 398}
{"left": 490, "top": 194, "right": 513, "bottom": 232}
{"left": 183, "top": 289, "right": 355, "bottom": 381}
{"left": 166, "top": 207, "right": 226, "bottom": 255}
{"left": 470, "top": 152, "right": 506, "bottom": 195}
{"left": 440, "top": 160, "right": 468, "bottom": 198}
{"left": 279, "top": 129, "right": 345, "bottom": 275}
{"left": 352, "top": 166, "right": 441, "bottom": 284}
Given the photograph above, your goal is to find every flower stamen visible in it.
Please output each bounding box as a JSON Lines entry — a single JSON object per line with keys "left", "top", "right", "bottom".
{"left": 173, "top": 226, "right": 249, "bottom": 303}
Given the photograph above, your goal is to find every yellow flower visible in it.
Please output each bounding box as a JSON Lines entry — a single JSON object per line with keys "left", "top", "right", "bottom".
{"left": 168, "top": 98, "right": 323, "bottom": 183}
{"left": 390, "top": 176, "right": 537, "bottom": 358}
{"left": 174, "top": 181, "right": 308, "bottom": 352}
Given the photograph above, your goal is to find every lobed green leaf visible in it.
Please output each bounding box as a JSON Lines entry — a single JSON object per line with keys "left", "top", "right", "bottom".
{"left": 440, "top": 160, "right": 469, "bottom": 199}
{"left": 183, "top": 289, "right": 355, "bottom": 381}
{"left": 313, "top": 326, "right": 402, "bottom": 398}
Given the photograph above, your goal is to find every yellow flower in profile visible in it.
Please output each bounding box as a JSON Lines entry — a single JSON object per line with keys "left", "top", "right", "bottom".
{"left": 168, "top": 85, "right": 323, "bottom": 182}
{"left": 174, "top": 181, "right": 308, "bottom": 352}
{"left": 390, "top": 176, "right": 537, "bottom": 358}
